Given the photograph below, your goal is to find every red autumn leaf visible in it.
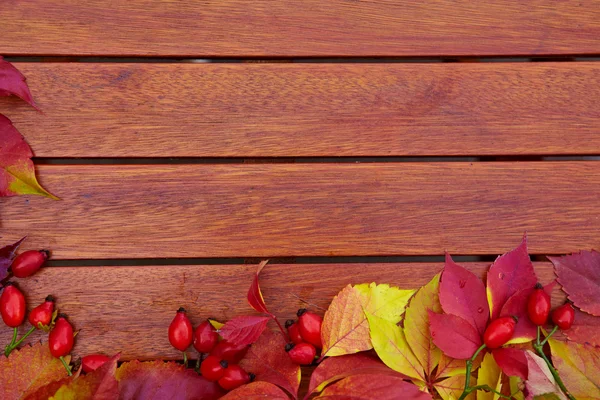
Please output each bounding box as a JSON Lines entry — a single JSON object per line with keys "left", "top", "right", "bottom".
{"left": 305, "top": 352, "right": 404, "bottom": 398}
{"left": 220, "top": 381, "right": 290, "bottom": 399}
{"left": 487, "top": 235, "right": 537, "bottom": 319}
{"left": 429, "top": 311, "right": 482, "bottom": 360}
{"left": 47, "top": 354, "right": 119, "bottom": 399}
{"left": 549, "top": 250, "right": 600, "bottom": 317}
{"left": 439, "top": 253, "right": 489, "bottom": 335}
{"left": 315, "top": 374, "right": 432, "bottom": 399}
{"left": 23, "top": 375, "right": 76, "bottom": 400}
{"left": 0, "top": 236, "right": 26, "bottom": 281}
{"left": 239, "top": 330, "right": 300, "bottom": 399}
{"left": 247, "top": 260, "right": 271, "bottom": 315}
{"left": 219, "top": 315, "right": 270, "bottom": 347}
{"left": 563, "top": 308, "right": 600, "bottom": 347}
{"left": 0, "top": 115, "right": 58, "bottom": 199}
{"left": 492, "top": 347, "right": 528, "bottom": 380}
{"left": 0, "top": 56, "right": 39, "bottom": 110}
{"left": 116, "top": 360, "right": 224, "bottom": 400}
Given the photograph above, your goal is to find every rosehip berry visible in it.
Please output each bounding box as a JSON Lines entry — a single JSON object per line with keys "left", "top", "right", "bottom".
{"left": 285, "top": 342, "right": 316, "bottom": 365}
{"left": 201, "top": 355, "right": 228, "bottom": 381}
{"left": 552, "top": 303, "right": 575, "bottom": 330}
{"left": 193, "top": 320, "right": 218, "bottom": 353}
{"left": 11, "top": 250, "right": 49, "bottom": 278}
{"left": 297, "top": 309, "right": 323, "bottom": 348}
{"left": 0, "top": 282, "right": 26, "bottom": 327}
{"left": 49, "top": 314, "right": 74, "bottom": 358}
{"left": 209, "top": 340, "right": 249, "bottom": 363}
{"left": 82, "top": 354, "right": 110, "bottom": 373}
{"left": 527, "top": 283, "right": 551, "bottom": 326}
{"left": 483, "top": 316, "right": 517, "bottom": 349}
{"left": 168, "top": 307, "right": 193, "bottom": 351}
{"left": 29, "top": 295, "right": 55, "bottom": 328}
{"left": 285, "top": 319, "right": 304, "bottom": 345}
{"left": 218, "top": 364, "right": 254, "bottom": 391}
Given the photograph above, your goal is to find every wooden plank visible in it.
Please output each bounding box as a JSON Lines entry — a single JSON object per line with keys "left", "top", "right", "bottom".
{"left": 0, "top": 263, "right": 559, "bottom": 360}
{"left": 2, "top": 63, "right": 600, "bottom": 157}
{"left": 0, "top": 1, "right": 598, "bottom": 57}
{"left": 2, "top": 162, "right": 599, "bottom": 257}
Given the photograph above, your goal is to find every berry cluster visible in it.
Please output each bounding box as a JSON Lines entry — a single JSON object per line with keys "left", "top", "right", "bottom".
{"left": 284, "top": 308, "right": 323, "bottom": 365}
{"left": 527, "top": 284, "right": 575, "bottom": 330}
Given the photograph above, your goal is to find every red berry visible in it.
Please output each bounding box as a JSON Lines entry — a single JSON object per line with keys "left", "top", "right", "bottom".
{"left": 297, "top": 309, "right": 323, "bottom": 348}
{"left": 201, "top": 355, "right": 228, "bottom": 381}
{"left": 285, "top": 342, "right": 316, "bottom": 365}
{"left": 0, "top": 282, "right": 26, "bottom": 327}
{"left": 527, "top": 283, "right": 551, "bottom": 326}
{"left": 217, "top": 364, "right": 253, "bottom": 391}
{"left": 11, "top": 250, "right": 49, "bottom": 278}
{"left": 209, "top": 340, "right": 248, "bottom": 363}
{"left": 28, "top": 295, "right": 55, "bottom": 328}
{"left": 483, "top": 316, "right": 517, "bottom": 349}
{"left": 82, "top": 354, "right": 110, "bottom": 373}
{"left": 168, "top": 307, "right": 193, "bottom": 351}
{"left": 49, "top": 314, "right": 74, "bottom": 358}
{"left": 193, "top": 320, "right": 218, "bottom": 353}
{"left": 552, "top": 303, "right": 575, "bottom": 330}
{"left": 285, "top": 319, "right": 304, "bottom": 345}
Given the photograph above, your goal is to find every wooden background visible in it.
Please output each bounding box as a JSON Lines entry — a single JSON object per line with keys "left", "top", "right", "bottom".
{"left": 0, "top": 0, "right": 598, "bottom": 392}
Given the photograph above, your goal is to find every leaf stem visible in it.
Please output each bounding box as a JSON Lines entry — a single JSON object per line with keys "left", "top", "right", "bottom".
{"left": 270, "top": 314, "right": 288, "bottom": 339}
{"left": 535, "top": 326, "right": 576, "bottom": 400}
{"left": 4, "top": 327, "right": 19, "bottom": 357}
{"left": 4, "top": 326, "right": 36, "bottom": 356}
{"left": 540, "top": 326, "right": 558, "bottom": 346}
{"left": 60, "top": 356, "right": 72, "bottom": 376}
{"left": 457, "top": 343, "right": 487, "bottom": 400}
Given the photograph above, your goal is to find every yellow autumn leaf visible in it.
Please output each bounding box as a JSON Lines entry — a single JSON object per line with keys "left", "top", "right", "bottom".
{"left": 435, "top": 374, "right": 476, "bottom": 400}
{"left": 354, "top": 282, "right": 415, "bottom": 324}
{"left": 476, "top": 353, "right": 502, "bottom": 400}
{"left": 365, "top": 311, "right": 424, "bottom": 381}
{"left": 208, "top": 319, "right": 224, "bottom": 330}
{"left": 510, "top": 376, "right": 525, "bottom": 400}
{"left": 436, "top": 353, "right": 468, "bottom": 378}
{"left": 548, "top": 338, "right": 600, "bottom": 400}
{"left": 404, "top": 274, "right": 442, "bottom": 376}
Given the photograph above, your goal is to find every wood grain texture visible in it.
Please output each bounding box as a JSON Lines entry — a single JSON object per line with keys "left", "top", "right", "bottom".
{"left": 0, "top": 1, "right": 599, "bottom": 57}
{"left": 0, "top": 263, "right": 559, "bottom": 361}
{"left": 2, "top": 63, "right": 600, "bottom": 157}
{"left": 2, "top": 163, "right": 599, "bottom": 258}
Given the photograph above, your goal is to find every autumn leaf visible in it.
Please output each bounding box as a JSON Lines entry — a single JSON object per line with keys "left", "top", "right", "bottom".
{"left": 0, "top": 115, "right": 58, "bottom": 199}
{"left": 239, "top": 330, "right": 300, "bottom": 399}
{"left": 0, "top": 236, "right": 26, "bottom": 281}
{"left": 208, "top": 319, "right": 224, "bottom": 330}
{"left": 487, "top": 235, "right": 537, "bottom": 319}
{"left": 314, "top": 374, "right": 432, "bottom": 399}
{"left": 509, "top": 376, "right": 526, "bottom": 400}
{"left": 435, "top": 374, "right": 476, "bottom": 400}
{"left": 220, "top": 381, "right": 290, "bottom": 399}
{"left": 563, "top": 308, "right": 600, "bottom": 347}
{"left": 219, "top": 316, "right": 270, "bottom": 347}
{"left": 440, "top": 254, "right": 489, "bottom": 335}
{"left": 0, "top": 56, "right": 39, "bottom": 109}
{"left": 492, "top": 347, "right": 528, "bottom": 380}
{"left": 524, "top": 351, "right": 566, "bottom": 399}
{"left": 116, "top": 360, "right": 223, "bottom": 400}
{"left": 305, "top": 352, "right": 403, "bottom": 398}
{"left": 476, "top": 353, "right": 503, "bottom": 400}
{"left": 366, "top": 312, "right": 424, "bottom": 381}
{"left": 549, "top": 251, "right": 600, "bottom": 317}
{"left": 429, "top": 311, "right": 482, "bottom": 360}
{"left": 353, "top": 282, "right": 414, "bottom": 324}
{"left": 23, "top": 375, "right": 76, "bottom": 400}
{"left": 247, "top": 260, "right": 271, "bottom": 315}
{"left": 435, "top": 353, "right": 468, "bottom": 378}
{"left": 49, "top": 354, "right": 119, "bottom": 400}
{"left": 548, "top": 338, "right": 600, "bottom": 400}
{"left": 0, "top": 342, "right": 71, "bottom": 399}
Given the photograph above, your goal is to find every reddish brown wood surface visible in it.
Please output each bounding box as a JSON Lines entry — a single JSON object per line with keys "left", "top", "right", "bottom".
{"left": 2, "top": 163, "right": 599, "bottom": 258}
{"left": 2, "top": 63, "right": 600, "bottom": 157}
{"left": 0, "top": 1, "right": 599, "bottom": 57}
{"left": 0, "top": 263, "right": 558, "bottom": 360}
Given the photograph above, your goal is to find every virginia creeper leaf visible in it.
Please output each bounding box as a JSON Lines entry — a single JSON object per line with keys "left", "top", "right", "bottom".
{"left": 435, "top": 353, "right": 468, "bottom": 378}
{"left": 353, "top": 282, "right": 415, "bottom": 324}
{"left": 564, "top": 308, "right": 600, "bottom": 347}
{"left": 315, "top": 374, "right": 432, "bottom": 399}
{"left": 487, "top": 235, "right": 537, "bottom": 319}
{"left": 434, "top": 374, "right": 476, "bottom": 400}
{"left": 0, "top": 342, "right": 71, "bottom": 399}
{"left": 549, "top": 251, "right": 600, "bottom": 317}
{"left": 477, "top": 353, "right": 503, "bottom": 400}
{"left": 524, "top": 351, "right": 566, "bottom": 400}
{"left": 0, "top": 115, "right": 58, "bottom": 199}
{"left": 548, "top": 338, "right": 600, "bottom": 400}
{"left": 0, "top": 236, "right": 26, "bottom": 281}
{"left": 404, "top": 274, "right": 443, "bottom": 376}
{"left": 305, "top": 353, "right": 403, "bottom": 398}
{"left": 239, "top": 329, "right": 300, "bottom": 399}
{"left": 247, "top": 260, "right": 271, "bottom": 315}
{"left": 116, "top": 360, "right": 223, "bottom": 400}
{"left": 429, "top": 311, "right": 482, "bottom": 360}
{"left": 220, "top": 381, "right": 290, "bottom": 399}
{"left": 492, "top": 348, "right": 528, "bottom": 380}
{"left": 219, "top": 316, "right": 270, "bottom": 347}
{"left": 366, "top": 312, "right": 424, "bottom": 381}
{"left": 49, "top": 354, "right": 119, "bottom": 400}
{"left": 23, "top": 375, "right": 77, "bottom": 400}
{"left": 0, "top": 56, "right": 39, "bottom": 109}
{"left": 440, "top": 254, "right": 489, "bottom": 335}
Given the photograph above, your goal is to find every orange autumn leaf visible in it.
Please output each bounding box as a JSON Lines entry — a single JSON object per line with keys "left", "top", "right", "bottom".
{"left": 220, "top": 381, "right": 290, "bottom": 399}
{"left": 548, "top": 338, "right": 600, "bottom": 400}
{"left": 49, "top": 354, "right": 119, "bottom": 399}
{"left": 434, "top": 374, "right": 476, "bottom": 400}
{"left": 315, "top": 374, "right": 432, "bottom": 399}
